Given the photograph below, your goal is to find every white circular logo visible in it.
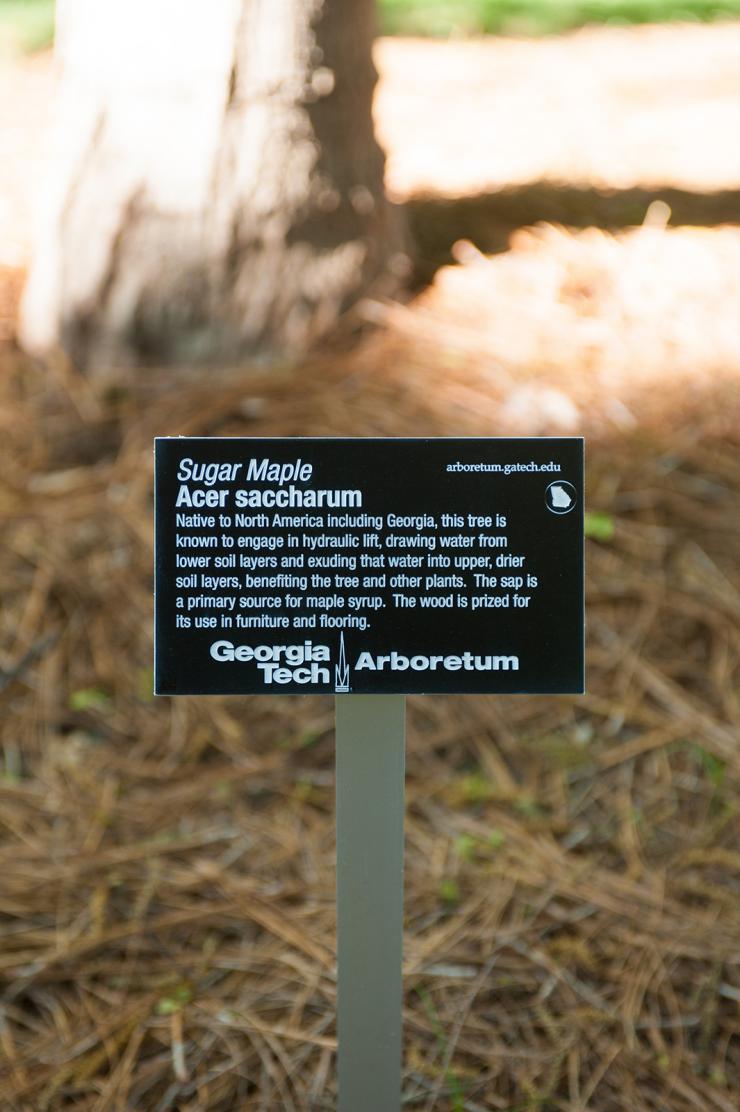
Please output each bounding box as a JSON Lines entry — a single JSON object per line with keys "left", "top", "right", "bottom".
{"left": 546, "top": 481, "right": 577, "bottom": 514}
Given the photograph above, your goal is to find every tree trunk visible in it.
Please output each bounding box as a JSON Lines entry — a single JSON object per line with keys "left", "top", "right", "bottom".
{"left": 20, "top": 0, "right": 405, "bottom": 372}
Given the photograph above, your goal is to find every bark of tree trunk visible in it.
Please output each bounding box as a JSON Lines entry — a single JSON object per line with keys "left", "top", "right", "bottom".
{"left": 20, "top": 0, "right": 405, "bottom": 372}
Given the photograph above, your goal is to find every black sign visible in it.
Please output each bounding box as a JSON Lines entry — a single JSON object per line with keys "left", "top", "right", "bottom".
{"left": 155, "top": 438, "right": 584, "bottom": 696}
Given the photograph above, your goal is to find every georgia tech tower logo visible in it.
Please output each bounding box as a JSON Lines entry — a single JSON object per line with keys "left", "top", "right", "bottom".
{"left": 209, "top": 633, "right": 352, "bottom": 691}
{"left": 334, "top": 632, "right": 350, "bottom": 693}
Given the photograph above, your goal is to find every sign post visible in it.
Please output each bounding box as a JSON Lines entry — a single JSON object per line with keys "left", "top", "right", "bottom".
{"left": 154, "top": 436, "right": 584, "bottom": 1108}
{"left": 336, "top": 695, "right": 405, "bottom": 1112}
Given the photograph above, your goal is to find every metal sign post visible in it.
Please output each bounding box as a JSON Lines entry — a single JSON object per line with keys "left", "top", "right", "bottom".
{"left": 336, "top": 695, "right": 406, "bottom": 1112}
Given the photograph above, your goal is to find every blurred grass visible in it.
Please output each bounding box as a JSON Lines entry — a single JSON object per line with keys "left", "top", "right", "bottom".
{"left": 1, "top": 0, "right": 738, "bottom": 57}
{"left": 379, "top": 0, "right": 740, "bottom": 36}
{"left": 2, "top": 0, "right": 740, "bottom": 53}
{"left": 0, "top": 0, "right": 54, "bottom": 54}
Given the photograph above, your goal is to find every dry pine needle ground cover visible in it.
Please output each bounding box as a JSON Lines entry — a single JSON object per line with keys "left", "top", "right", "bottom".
{"left": 0, "top": 247, "right": 739, "bottom": 1109}
{"left": 1, "top": 21, "right": 740, "bottom": 1112}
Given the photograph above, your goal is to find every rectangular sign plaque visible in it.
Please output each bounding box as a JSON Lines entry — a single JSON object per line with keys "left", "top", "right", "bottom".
{"left": 154, "top": 437, "right": 584, "bottom": 696}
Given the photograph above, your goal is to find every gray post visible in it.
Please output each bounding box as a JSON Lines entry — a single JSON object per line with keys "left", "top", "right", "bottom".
{"left": 335, "top": 695, "right": 406, "bottom": 1112}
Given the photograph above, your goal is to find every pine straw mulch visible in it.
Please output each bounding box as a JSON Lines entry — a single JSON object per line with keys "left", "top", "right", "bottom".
{"left": 1, "top": 245, "right": 740, "bottom": 1109}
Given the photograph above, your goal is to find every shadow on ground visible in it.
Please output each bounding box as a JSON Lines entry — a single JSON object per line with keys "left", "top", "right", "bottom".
{"left": 407, "top": 182, "right": 740, "bottom": 279}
